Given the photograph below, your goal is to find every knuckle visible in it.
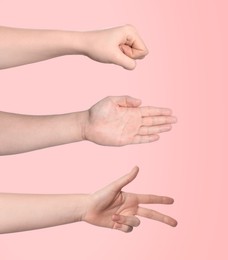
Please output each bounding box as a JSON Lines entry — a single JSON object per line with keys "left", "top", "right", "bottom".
{"left": 163, "top": 216, "right": 170, "bottom": 224}
{"left": 118, "top": 216, "right": 125, "bottom": 224}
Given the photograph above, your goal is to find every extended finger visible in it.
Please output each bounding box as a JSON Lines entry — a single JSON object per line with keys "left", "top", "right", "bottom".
{"left": 140, "top": 106, "right": 173, "bottom": 117}
{"left": 112, "top": 214, "right": 140, "bottom": 227}
{"left": 132, "top": 134, "right": 160, "bottom": 144}
{"left": 137, "top": 207, "right": 177, "bottom": 227}
{"left": 113, "top": 223, "right": 134, "bottom": 233}
{"left": 141, "top": 116, "right": 177, "bottom": 126}
{"left": 108, "top": 166, "right": 139, "bottom": 191}
{"left": 138, "top": 125, "right": 172, "bottom": 135}
{"left": 137, "top": 194, "right": 174, "bottom": 204}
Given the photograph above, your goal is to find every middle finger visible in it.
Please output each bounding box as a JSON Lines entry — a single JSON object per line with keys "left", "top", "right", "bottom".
{"left": 141, "top": 116, "right": 177, "bottom": 126}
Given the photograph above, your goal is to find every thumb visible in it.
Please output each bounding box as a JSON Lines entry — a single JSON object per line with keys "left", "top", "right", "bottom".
{"left": 113, "top": 48, "right": 136, "bottom": 70}
{"left": 111, "top": 166, "right": 139, "bottom": 192}
{"left": 112, "top": 96, "right": 142, "bottom": 107}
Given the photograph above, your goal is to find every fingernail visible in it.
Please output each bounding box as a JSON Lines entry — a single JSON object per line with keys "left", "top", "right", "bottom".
{"left": 171, "top": 220, "right": 178, "bottom": 227}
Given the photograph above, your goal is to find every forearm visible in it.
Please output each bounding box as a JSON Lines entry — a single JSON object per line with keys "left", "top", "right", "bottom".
{"left": 0, "top": 193, "right": 89, "bottom": 234}
{"left": 0, "top": 26, "right": 87, "bottom": 69}
{"left": 0, "top": 111, "right": 88, "bottom": 155}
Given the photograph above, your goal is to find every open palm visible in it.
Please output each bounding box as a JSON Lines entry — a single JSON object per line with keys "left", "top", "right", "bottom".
{"left": 84, "top": 96, "right": 177, "bottom": 146}
{"left": 83, "top": 167, "right": 177, "bottom": 232}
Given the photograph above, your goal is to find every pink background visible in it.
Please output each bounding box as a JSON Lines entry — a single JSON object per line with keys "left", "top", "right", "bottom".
{"left": 0, "top": 0, "right": 227, "bottom": 259}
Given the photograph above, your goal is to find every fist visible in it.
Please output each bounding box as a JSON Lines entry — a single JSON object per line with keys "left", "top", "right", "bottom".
{"left": 83, "top": 25, "right": 149, "bottom": 70}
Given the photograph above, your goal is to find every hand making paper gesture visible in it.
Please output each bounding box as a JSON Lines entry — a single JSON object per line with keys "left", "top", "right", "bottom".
{"left": 85, "top": 96, "right": 176, "bottom": 146}
{"left": 0, "top": 96, "right": 176, "bottom": 155}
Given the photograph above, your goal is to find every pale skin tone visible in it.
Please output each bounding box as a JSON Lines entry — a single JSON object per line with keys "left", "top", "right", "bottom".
{"left": 0, "top": 167, "right": 177, "bottom": 234}
{"left": 0, "top": 95, "right": 177, "bottom": 155}
{"left": 0, "top": 25, "right": 177, "bottom": 155}
{"left": 0, "top": 24, "right": 148, "bottom": 70}
{"left": 0, "top": 25, "right": 177, "bottom": 232}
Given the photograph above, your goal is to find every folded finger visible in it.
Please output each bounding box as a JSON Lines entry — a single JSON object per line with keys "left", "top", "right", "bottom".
{"left": 114, "top": 48, "right": 136, "bottom": 70}
{"left": 113, "top": 222, "right": 134, "bottom": 233}
{"left": 123, "top": 26, "right": 148, "bottom": 58}
{"left": 120, "top": 44, "right": 147, "bottom": 60}
{"left": 112, "top": 214, "right": 140, "bottom": 227}
{"left": 132, "top": 38, "right": 148, "bottom": 59}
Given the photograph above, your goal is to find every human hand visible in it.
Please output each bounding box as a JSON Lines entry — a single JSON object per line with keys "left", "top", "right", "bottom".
{"left": 0, "top": 25, "right": 147, "bottom": 70}
{"left": 83, "top": 166, "right": 177, "bottom": 232}
{"left": 82, "top": 25, "right": 148, "bottom": 70}
{"left": 83, "top": 96, "right": 177, "bottom": 146}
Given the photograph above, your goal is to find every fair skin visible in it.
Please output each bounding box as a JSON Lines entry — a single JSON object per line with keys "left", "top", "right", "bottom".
{"left": 0, "top": 24, "right": 148, "bottom": 70}
{"left": 0, "top": 25, "right": 177, "bottom": 233}
{"left": 0, "top": 25, "right": 177, "bottom": 155}
{"left": 0, "top": 96, "right": 177, "bottom": 155}
{"left": 0, "top": 167, "right": 177, "bottom": 234}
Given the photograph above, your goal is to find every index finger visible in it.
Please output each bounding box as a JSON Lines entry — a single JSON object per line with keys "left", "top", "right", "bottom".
{"left": 140, "top": 106, "right": 173, "bottom": 117}
{"left": 137, "top": 194, "right": 174, "bottom": 204}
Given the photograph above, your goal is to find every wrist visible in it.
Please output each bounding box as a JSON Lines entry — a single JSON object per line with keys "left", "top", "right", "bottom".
{"left": 75, "top": 110, "right": 89, "bottom": 142}
{"left": 77, "top": 194, "right": 92, "bottom": 223}
{"left": 50, "top": 30, "right": 88, "bottom": 56}
{"left": 63, "top": 194, "right": 90, "bottom": 223}
{"left": 65, "top": 31, "right": 90, "bottom": 56}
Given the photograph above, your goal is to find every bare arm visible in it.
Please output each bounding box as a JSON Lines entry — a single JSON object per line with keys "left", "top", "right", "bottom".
{"left": 0, "top": 167, "right": 177, "bottom": 234}
{"left": 0, "top": 25, "right": 148, "bottom": 70}
{"left": 0, "top": 26, "right": 86, "bottom": 69}
{"left": 0, "top": 111, "right": 87, "bottom": 155}
{"left": 0, "top": 96, "right": 177, "bottom": 155}
{"left": 0, "top": 193, "right": 87, "bottom": 234}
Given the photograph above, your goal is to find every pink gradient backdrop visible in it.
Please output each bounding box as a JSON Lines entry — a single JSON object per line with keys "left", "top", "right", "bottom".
{"left": 0, "top": 0, "right": 227, "bottom": 259}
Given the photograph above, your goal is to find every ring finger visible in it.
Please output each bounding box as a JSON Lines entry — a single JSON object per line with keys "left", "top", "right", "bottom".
{"left": 113, "top": 223, "right": 134, "bottom": 233}
{"left": 138, "top": 124, "right": 172, "bottom": 135}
